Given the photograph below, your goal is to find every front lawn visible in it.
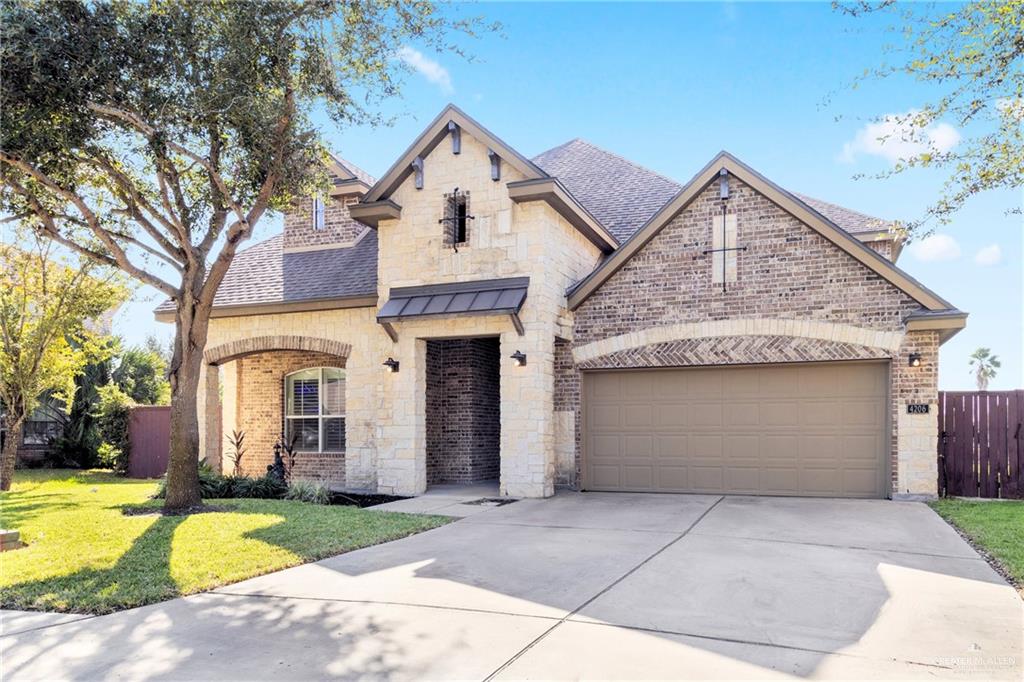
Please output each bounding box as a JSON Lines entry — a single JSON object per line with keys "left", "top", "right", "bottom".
{"left": 0, "top": 469, "right": 448, "bottom": 614}
{"left": 930, "top": 498, "right": 1024, "bottom": 591}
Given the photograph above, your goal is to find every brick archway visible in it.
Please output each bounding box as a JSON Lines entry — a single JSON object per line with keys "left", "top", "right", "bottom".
{"left": 204, "top": 335, "right": 352, "bottom": 366}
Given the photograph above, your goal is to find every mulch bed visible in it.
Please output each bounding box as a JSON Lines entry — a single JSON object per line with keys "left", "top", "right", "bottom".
{"left": 329, "top": 492, "right": 407, "bottom": 508}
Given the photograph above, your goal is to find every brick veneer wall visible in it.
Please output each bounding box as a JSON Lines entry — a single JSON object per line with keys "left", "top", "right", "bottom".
{"left": 425, "top": 338, "right": 501, "bottom": 484}
{"left": 283, "top": 194, "right": 365, "bottom": 250}
{"left": 232, "top": 349, "right": 347, "bottom": 486}
{"left": 566, "top": 176, "right": 939, "bottom": 495}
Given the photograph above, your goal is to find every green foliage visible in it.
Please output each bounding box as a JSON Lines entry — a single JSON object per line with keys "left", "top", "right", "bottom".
{"left": 48, "top": 340, "right": 115, "bottom": 468}
{"left": 154, "top": 466, "right": 287, "bottom": 501}
{"left": 225, "top": 429, "right": 246, "bottom": 476}
{"left": 0, "top": 233, "right": 126, "bottom": 488}
{"left": 94, "top": 383, "right": 134, "bottom": 474}
{"left": 112, "top": 345, "right": 170, "bottom": 405}
{"left": 284, "top": 479, "right": 332, "bottom": 505}
{"left": 968, "top": 347, "right": 1001, "bottom": 391}
{"left": 930, "top": 499, "right": 1024, "bottom": 588}
{"left": 0, "top": 469, "right": 448, "bottom": 614}
{"left": 835, "top": 1, "right": 1024, "bottom": 230}
{"left": 0, "top": 0, "right": 493, "bottom": 506}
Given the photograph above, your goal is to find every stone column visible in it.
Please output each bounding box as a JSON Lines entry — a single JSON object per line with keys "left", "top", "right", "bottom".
{"left": 499, "top": 328, "right": 556, "bottom": 498}
{"left": 376, "top": 336, "right": 428, "bottom": 496}
{"left": 202, "top": 363, "right": 222, "bottom": 474}
{"left": 893, "top": 330, "right": 940, "bottom": 499}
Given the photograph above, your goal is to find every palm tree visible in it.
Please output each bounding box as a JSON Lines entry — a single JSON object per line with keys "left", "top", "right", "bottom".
{"left": 968, "top": 348, "right": 1001, "bottom": 391}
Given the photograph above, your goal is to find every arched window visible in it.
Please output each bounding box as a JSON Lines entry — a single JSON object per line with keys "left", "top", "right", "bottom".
{"left": 284, "top": 367, "right": 344, "bottom": 452}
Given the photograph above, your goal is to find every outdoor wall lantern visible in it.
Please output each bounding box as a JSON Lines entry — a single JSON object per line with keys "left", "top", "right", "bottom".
{"left": 908, "top": 353, "right": 922, "bottom": 368}
{"left": 383, "top": 357, "right": 400, "bottom": 373}
{"left": 510, "top": 350, "right": 527, "bottom": 367}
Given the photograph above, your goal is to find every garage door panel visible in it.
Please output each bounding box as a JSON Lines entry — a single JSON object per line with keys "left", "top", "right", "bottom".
{"left": 724, "top": 402, "right": 760, "bottom": 427}
{"left": 623, "top": 434, "right": 653, "bottom": 457}
{"left": 691, "top": 404, "right": 723, "bottom": 427}
{"left": 584, "top": 362, "right": 888, "bottom": 497}
{"left": 623, "top": 404, "right": 653, "bottom": 427}
{"left": 656, "top": 434, "right": 688, "bottom": 458}
{"left": 654, "top": 403, "right": 688, "bottom": 428}
{"left": 623, "top": 466, "right": 654, "bottom": 489}
{"left": 689, "top": 466, "right": 724, "bottom": 492}
{"left": 802, "top": 401, "right": 841, "bottom": 426}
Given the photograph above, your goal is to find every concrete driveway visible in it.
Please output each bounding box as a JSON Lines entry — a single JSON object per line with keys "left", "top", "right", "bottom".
{"left": 2, "top": 493, "right": 1021, "bottom": 680}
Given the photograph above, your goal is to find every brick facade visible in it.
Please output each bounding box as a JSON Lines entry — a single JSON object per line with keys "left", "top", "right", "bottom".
{"left": 425, "top": 338, "right": 501, "bottom": 484}
{"left": 565, "top": 176, "right": 939, "bottom": 496}
{"left": 283, "top": 194, "right": 366, "bottom": 251}
{"left": 229, "top": 349, "right": 347, "bottom": 487}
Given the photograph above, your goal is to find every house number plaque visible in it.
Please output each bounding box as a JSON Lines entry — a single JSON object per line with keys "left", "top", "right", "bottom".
{"left": 907, "top": 404, "right": 930, "bottom": 414}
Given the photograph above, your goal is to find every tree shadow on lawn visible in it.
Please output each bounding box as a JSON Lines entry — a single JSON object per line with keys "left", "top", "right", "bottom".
{"left": 2, "top": 500, "right": 443, "bottom": 615}
{"left": 0, "top": 491, "right": 79, "bottom": 528}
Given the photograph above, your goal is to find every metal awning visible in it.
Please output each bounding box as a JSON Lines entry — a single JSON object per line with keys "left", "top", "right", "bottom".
{"left": 377, "top": 277, "right": 529, "bottom": 340}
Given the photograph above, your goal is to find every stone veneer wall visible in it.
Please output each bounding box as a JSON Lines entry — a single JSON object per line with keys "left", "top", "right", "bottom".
{"left": 283, "top": 194, "right": 365, "bottom": 250}
{"left": 425, "top": 338, "right": 501, "bottom": 484}
{"left": 231, "top": 349, "right": 347, "bottom": 486}
{"left": 565, "top": 175, "right": 940, "bottom": 497}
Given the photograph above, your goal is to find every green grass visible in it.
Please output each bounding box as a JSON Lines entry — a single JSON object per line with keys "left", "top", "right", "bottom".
{"left": 930, "top": 498, "right": 1024, "bottom": 588}
{"left": 0, "top": 469, "right": 448, "bottom": 614}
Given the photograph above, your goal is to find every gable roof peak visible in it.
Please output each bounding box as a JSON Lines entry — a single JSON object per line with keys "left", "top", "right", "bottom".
{"left": 363, "top": 103, "right": 548, "bottom": 202}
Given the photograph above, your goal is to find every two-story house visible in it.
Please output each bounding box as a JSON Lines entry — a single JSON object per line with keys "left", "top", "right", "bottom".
{"left": 156, "top": 104, "right": 965, "bottom": 500}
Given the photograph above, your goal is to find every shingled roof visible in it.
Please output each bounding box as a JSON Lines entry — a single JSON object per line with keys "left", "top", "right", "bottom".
{"left": 157, "top": 136, "right": 899, "bottom": 319}
{"left": 532, "top": 138, "right": 894, "bottom": 240}
{"left": 155, "top": 232, "right": 378, "bottom": 317}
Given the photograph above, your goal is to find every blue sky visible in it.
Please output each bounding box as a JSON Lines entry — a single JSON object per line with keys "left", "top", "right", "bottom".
{"left": 121, "top": 1, "right": 1022, "bottom": 390}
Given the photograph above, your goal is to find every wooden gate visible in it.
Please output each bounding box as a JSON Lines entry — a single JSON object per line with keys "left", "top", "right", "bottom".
{"left": 938, "top": 391, "right": 1024, "bottom": 498}
{"left": 127, "top": 406, "right": 171, "bottom": 479}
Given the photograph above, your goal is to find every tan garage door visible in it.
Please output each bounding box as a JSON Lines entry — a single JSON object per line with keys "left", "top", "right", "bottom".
{"left": 583, "top": 362, "right": 889, "bottom": 498}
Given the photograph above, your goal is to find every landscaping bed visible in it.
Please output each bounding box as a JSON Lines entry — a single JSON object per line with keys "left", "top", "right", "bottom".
{"left": 0, "top": 469, "right": 449, "bottom": 614}
{"left": 929, "top": 498, "right": 1024, "bottom": 595}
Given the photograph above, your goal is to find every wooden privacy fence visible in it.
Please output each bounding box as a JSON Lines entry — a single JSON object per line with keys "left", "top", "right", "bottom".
{"left": 938, "top": 390, "right": 1023, "bottom": 499}
{"left": 127, "top": 406, "right": 171, "bottom": 479}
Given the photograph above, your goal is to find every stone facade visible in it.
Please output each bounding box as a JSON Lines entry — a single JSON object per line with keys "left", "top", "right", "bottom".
{"left": 425, "top": 338, "right": 501, "bottom": 484}
{"left": 189, "top": 122, "right": 948, "bottom": 501}
{"left": 565, "top": 176, "right": 939, "bottom": 497}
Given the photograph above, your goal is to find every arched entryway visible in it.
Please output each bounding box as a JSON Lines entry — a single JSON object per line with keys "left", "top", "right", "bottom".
{"left": 203, "top": 336, "right": 351, "bottom": 487}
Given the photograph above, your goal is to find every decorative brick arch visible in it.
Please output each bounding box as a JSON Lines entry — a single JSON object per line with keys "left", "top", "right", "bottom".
{"left": 572, "top": 318, "right": 904, "bottom": 366}
{"left": 204, "top": 335, "right": 352, "bottom": 366}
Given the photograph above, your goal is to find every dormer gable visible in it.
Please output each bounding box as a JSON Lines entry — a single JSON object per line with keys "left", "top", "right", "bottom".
{"left": 283, "top": 153, "right": 376, "bottom": 252}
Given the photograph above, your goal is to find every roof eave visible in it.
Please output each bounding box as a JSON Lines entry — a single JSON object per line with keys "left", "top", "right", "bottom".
{"left": 348, "top": 199, "right": 402, "bottom": 228}
{"left": 507, "top": 177, "right": 618, "bottom": 252}
{"left": 905, "top": 310, "right": 968, "bottom": 344}
{"left": 153, "top": 294, "right": 378, "bottom": 323}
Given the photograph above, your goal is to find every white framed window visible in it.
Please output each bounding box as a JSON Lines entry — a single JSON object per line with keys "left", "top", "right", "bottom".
{"left": 312, "top": 197, "right": 326, "bottom": 230}
{"left": 284, "top": 367, "right": 345, "bottom": 452}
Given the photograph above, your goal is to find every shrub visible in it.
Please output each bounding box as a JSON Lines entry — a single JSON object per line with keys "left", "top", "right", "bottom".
{"left": 95, "top": 384, "right": 134, "bottom": 474}
{"left": 284, "top": 479, "right": 332, "bottom": 505}
{"left": 153, "top": 468, "right": 287, "bottom": 501}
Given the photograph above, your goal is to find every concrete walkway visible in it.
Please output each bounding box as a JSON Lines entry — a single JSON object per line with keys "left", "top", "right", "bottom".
{"left": 2, "top": 493, "right": 1021, "bottom": 680}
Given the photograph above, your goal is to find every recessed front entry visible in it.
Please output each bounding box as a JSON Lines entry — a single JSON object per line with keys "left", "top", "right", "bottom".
{"left": 583, "top": 361, "right": 889, "bottom": 498}
{"left": 425, "top": 337, "right": 501, "bottom": 485}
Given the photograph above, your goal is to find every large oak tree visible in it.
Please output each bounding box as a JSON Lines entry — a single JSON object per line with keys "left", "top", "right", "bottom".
{"left": 0, "top": 0, "right": 490, "bottom": 508}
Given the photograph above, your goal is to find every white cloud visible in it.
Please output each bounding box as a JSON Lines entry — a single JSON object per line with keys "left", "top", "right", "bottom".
{"left": 909, "top": 234, "right": 961, "bottom": 262}
{"left": 839, "top": 111, "right": 961, "bottom": 165}
{"left": 395, "top": 46, "right": 453, "bottom": 95}
{"left": 974, "top": 243, "right": 1003, "bottom": 266}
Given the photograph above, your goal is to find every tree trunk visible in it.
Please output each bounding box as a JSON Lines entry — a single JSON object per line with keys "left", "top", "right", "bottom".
{"left": 0, "top": 415, "right": 25, "bottom": 491}
{"left": 164, "top": 346, "right": 203, "bottom": 509}
{"left": 163, "top": 277, "right": 212, "bottom": 511}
